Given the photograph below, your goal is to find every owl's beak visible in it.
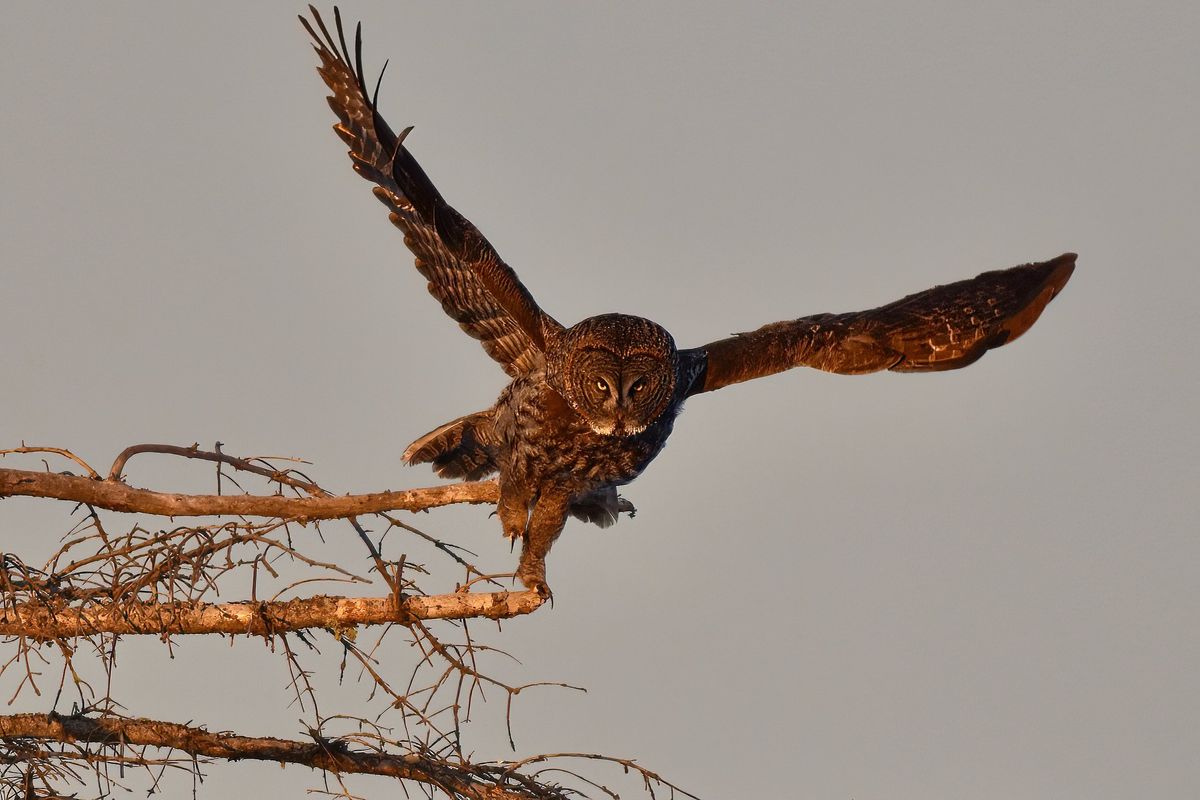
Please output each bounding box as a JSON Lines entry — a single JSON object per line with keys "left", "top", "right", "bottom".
{"left": 611, "top": 412, "right": 627, "bottom": 437}
{"left": 587, "top": 416, "right": 627, "bottom": 438}
{"left": 609, "top": 415, "right": 646, "bottom": 438}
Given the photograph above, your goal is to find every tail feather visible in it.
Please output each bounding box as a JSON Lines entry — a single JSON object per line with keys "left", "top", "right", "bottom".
{"left": 403, "top": 411, "right": 498, "bottom": 481}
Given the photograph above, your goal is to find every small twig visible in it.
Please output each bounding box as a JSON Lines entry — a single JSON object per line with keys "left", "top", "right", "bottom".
{"left": 0, "top": 447, "right": 99, "bottom": 480}
{"left": 498, "top": 752, "right": 702, "bottom": 800}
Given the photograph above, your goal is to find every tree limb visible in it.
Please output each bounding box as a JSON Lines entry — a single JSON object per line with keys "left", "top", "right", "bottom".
{"left": 0, "top": 713, "right": 548, "bottom": 800}
{"left": 0, "top": 468, "right": 498, "bottom": 520}
{"left": 107, "top": 442, "right": 326, "bottom": 492}
{"left": 0, "top": 592, "right": 542, "bottom": 640}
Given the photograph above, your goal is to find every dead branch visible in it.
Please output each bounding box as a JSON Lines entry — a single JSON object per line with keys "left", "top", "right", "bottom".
{"left": 0, "top": 712, "right": 549, "bottom": 800}
{"left": 0, "top": 448, "right": 100, "bottom": 480}
{"left": 0, "top": 442, "right": 695, "bottom": 800}
{"left": 0, "top": 592, "right": 542, "bottom": 640}
{"left": 105, "top": 443, "right": 322, "bottom": 489}
{"left": 0, "top": 467, "right": 498, "bottom": 520}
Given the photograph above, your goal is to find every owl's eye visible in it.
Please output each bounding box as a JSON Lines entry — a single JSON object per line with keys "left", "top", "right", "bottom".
{"left": 628, "top": 378, "right": 647, "bottom": 395}
{"left": 594, "top": 378, "right": 609, "bottom": 393}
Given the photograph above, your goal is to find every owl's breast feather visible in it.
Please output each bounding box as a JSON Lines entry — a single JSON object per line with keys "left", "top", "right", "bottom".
{"left": 497, "top": 376, "right": 677, "bottom": 499}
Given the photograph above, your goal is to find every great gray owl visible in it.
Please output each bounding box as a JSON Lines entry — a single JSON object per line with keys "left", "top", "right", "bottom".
{"left": 302, "top": 9, "right": 1075, "bottom": 596}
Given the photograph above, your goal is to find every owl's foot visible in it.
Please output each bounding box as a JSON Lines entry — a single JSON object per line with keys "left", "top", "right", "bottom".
{"left": 525, "top": 577, "right": 553, "bottom": 603}
{"left": 616, "top": 495, "right": 636, "bottom": 518}
{"left": 516, "top": 563, "right": 553, "bottom": 602}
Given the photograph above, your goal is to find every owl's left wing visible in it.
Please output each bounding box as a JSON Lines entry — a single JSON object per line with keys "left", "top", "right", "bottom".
{"left": 682, "top": 253, "right": 1075, "bottom": 395}
{"left": 301, "top": 8, "right": 563, "bottom": 378}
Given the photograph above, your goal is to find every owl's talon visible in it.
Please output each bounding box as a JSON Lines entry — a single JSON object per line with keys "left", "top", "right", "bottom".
{"left": 528, "top": 579, "right": 553, "bottom": 603}
{"left": 516, "top": 565, "right": 553, "bottom": 603}
{"left": 520, "top": 577, "right": 553, "bottom": 607}
{"left": 617, "top": 496, "right": 637, "bottom": 518}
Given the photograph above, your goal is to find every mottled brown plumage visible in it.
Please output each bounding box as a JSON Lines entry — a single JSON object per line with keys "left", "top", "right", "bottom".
{"left": 302, "top": 8, "right": 1075, "bottom": 596}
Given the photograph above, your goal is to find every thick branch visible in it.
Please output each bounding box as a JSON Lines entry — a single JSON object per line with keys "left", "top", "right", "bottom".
{"left": 0, "top": 592, "right": 542, "bottom": 640}
{"left": 0, "top": 713, "right": 541, "bottom": 800}
{"left": 0, "top": 468, "right": 498, "bottom": 520}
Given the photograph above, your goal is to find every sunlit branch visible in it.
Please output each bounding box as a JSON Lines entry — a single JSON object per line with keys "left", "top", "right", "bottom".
{"left": 0, "top": 467, "right": 498, "bottom": 520}
{"left": 0, "top": 592, "right": 542, "bottom": 640}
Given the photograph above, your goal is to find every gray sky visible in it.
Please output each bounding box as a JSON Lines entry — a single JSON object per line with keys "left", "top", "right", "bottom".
{"left": 3, "top": 3, "right": 1198, "bottom": 798}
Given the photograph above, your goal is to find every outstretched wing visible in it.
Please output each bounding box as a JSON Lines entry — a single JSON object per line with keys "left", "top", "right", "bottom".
{"left": 301, "top": 7, "right": 562, "bottom": 377}
{"left": 684, "top": 253, "right": 1075, "bottom": 395}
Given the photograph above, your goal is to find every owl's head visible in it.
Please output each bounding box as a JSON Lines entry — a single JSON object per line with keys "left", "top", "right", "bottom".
{"left": 547, "top": 313, "right": 678, "bottom": 437}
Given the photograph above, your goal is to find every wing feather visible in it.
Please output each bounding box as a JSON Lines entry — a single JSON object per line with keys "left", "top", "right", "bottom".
{"left": 301, "top": 7, "right": 562, "bottom": 377}
{"left": 685, "top": 253, "right": 1075, "bottom": 395}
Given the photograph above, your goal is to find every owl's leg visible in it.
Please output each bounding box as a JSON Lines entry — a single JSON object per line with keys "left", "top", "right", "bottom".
{"left": 516, "top": 490, "right": 570, "bottom": 598}
{"left": 496, "top": 481, "right": 531, "bottom": 545}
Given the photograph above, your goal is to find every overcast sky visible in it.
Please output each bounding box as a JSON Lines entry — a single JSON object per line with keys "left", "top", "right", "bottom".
{"left": 2, "top": 3, "right": 1198, "bottom": 798}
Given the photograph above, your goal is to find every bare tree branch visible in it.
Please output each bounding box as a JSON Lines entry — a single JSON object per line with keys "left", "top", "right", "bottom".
{"left": 0, "top": 467, "right": 498, "bottom": 520}
{"left": 0, "top": 442, "right": 695, "bottom": 799}
{"left": 107, "top": 442, "right": 326, "bottom": 492}
{"left": 0, "top": 713, "right": 549, "bottom": 800}
{"left": 0, "top": 592, "right": 542, "bottom": 640}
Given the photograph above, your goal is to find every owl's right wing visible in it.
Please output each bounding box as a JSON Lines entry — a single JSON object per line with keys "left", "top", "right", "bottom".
{"left": 302, "top": 8, "right": 563, "bottom": 377}
{"left": 682, "top": 254, "right": 1075, "bottom": 395}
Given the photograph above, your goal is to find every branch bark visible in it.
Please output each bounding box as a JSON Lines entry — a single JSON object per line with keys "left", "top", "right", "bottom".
{"left": 0, "top": 467, "right": 498, "bottom": 520}
{"left": 0, "top": 591, "right": 542, "bottom": 640}
{"left": 0, "top": 713, "right": 543, "bottom": 800}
